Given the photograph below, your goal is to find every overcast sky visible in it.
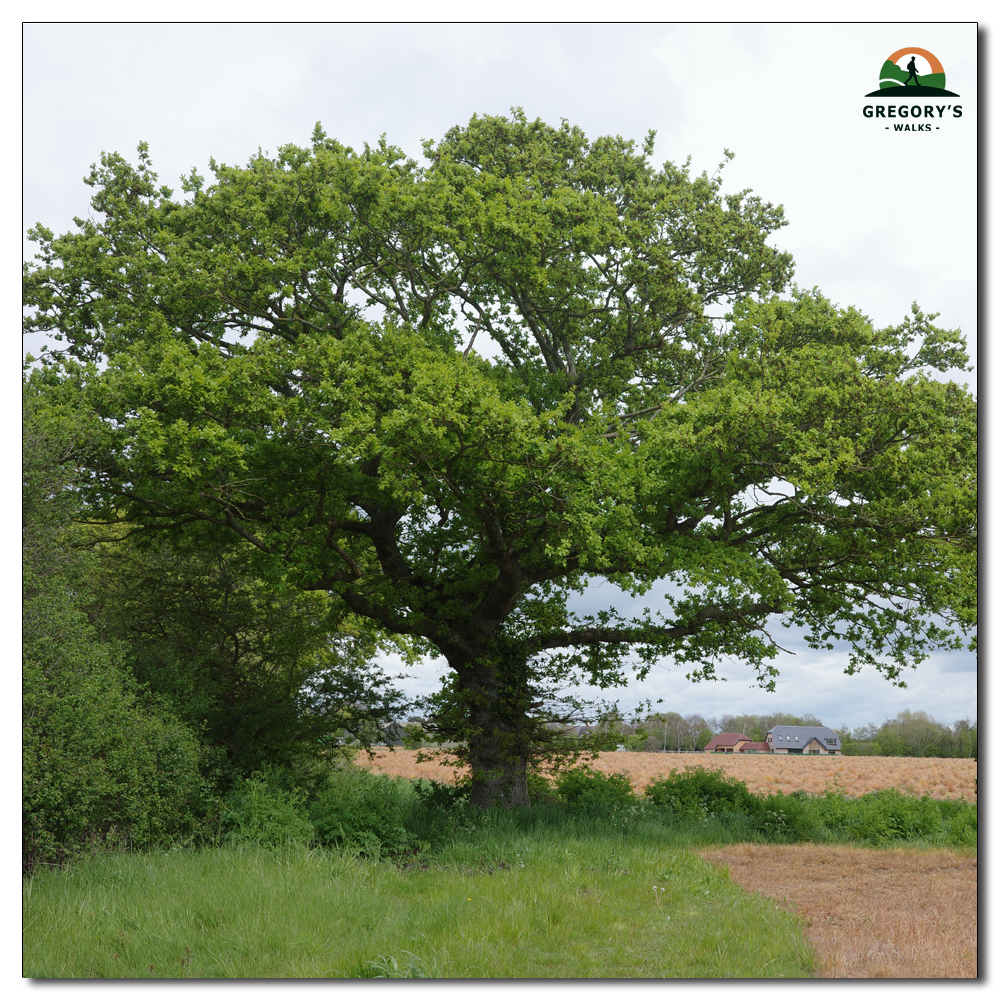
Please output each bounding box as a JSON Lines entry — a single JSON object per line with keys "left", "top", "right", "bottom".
{"left": 20, "top": 21, "right": 979, "bottom": 733}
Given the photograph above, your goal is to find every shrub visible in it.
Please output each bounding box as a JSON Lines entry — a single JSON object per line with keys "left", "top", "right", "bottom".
{"left": 940, "top": 800, "right": 977, "bottom": 847}
{"left": 755, "top": 791, "right": 820, "bottom": 843}
{"left": 555, "top": 767, "right": 637, "bottom": 810}
{"left": 309, "top": 767, "right": 417, "bottom": 856}
{"left": 526, "top": 770, "right": 560, "bottom": 806}
{"left": 644, "top": 767, "right": 758, "bottom": 820}
{"left": 412, "top": 777, "right": 469, "bottom": 812}
{"left": 642, "top": 767, "right": 824, "bottom": 843}
{"left": 23, "top": 606, "right": 208, "bottom": 870}
{"left": 813, "top": 787, "right": 944, "bottom": 846}
{"left": 219, "top": 774, "right": 314, "bottom": 847}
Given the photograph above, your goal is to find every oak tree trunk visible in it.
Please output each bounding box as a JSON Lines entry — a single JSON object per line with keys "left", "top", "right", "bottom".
{"left": 445, "top": 640, "right": 534, "bottom": 810}
{"left": 467, "top": 731, "right": 530, "bottom": 809}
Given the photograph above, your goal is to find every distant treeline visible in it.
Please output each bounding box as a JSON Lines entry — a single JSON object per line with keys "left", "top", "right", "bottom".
{"left": 397, "top": 709, "right": 977, "bottom": 759}
{"left": 834, "top": 710, "right": 977, "bottom": 759}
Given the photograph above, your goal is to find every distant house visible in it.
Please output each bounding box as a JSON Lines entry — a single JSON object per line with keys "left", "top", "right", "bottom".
{"left": 704, "top": 733, "right": 750, "bottom": 753}
{"left": 736, "top": 741, "right": 770, "bottom": 753}
{"left": 766, "top": 725, "right": 842, "bottom": 755}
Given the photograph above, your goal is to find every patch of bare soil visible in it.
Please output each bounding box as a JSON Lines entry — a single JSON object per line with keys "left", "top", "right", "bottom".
{"left": 700, "top": 844, "right": 977, "bottom": 978}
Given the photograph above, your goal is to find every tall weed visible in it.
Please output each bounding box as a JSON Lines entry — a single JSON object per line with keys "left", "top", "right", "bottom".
{"left": 219, "top": 774, "right": 313, "bottom": 847}
{"left": 309, "top": 766, "right": 417, "bottom": 856}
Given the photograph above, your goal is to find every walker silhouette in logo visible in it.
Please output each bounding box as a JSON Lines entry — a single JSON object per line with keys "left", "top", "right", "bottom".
{"left": 865, "top": 47, "right": 959, "bottom": 97}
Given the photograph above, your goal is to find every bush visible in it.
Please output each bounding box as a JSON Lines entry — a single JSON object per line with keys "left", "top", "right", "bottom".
{"left": 939, "top": 800, "right": 978, "bottom": 847}
{"left": 811, "top": 787, "right": 944, "bottom": 846}
{"left": 526, "top": 770, "right": 560, "bottom": 806}
{"left": 411, "top": 777, "right": 469, "bottom": 812}
{"left": 309, "top": 767, "right": 417, "bottom": 856}
{"left": 218, "top": 774, "right": 314, "bottom": 847}
{"left": 644, "top": 767, "right": 758, "bottom": 820}
{"left": 643, "top": 767, "right": 823, "bottom": 843}
{"left": 23, "top": 601, "right": 208, "bottom": 870}
{"left": 755, "top": 791, "right": 820, "bottom": 843}
{"left": 555, "top": 767, "right": 637, "bottom": 810}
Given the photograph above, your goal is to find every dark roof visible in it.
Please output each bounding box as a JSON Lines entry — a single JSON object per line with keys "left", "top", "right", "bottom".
{"left": 738, "top": 742, "right": 770, "bottom": 752}
{"left": 767, "top": 725, "right": 841, "bottom": 749}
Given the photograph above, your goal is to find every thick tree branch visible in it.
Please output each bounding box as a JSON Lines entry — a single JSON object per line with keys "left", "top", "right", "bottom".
{"left": 528, "top": 602, "right": 783, "bottom": 651}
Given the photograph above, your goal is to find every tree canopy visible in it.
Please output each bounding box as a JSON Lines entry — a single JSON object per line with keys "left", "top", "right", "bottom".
{"left": 23, "top": 110, "right": 977, "bottom": 808}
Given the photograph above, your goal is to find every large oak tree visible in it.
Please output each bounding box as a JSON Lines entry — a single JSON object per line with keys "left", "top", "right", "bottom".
{"left": 24, "top": 111, "right": 977, "bottom": 808}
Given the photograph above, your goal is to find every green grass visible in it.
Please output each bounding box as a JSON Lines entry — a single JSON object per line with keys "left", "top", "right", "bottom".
{"left": 25, "top": 764, "right": 974, "bottom": 977}
{"left": 23, "top": 827, "right": 815, "bottom": 978}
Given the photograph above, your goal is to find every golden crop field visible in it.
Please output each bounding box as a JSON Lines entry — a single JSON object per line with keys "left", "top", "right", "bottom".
{"left": 357, "top": 749, "right": 977, "bottom": 801}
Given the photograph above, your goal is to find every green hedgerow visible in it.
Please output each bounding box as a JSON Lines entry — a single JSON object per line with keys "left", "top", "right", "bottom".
{"left": 554, "top": 766, "right": 638, "bottom": 810}
{"left": 644, "top": 767, "right": 757, "bottom": 819}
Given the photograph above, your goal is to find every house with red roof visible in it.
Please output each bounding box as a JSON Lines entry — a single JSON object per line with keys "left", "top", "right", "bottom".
{"left": 704, "top": 733, "right": 773, "bottom": 753}
{"left": 704, "top": 733, "right": 750, "bottom": 752}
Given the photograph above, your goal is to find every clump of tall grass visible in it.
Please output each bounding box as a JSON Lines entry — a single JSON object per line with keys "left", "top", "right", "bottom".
{"left": 23, "top": 833, "right": 816, "bottom": 978}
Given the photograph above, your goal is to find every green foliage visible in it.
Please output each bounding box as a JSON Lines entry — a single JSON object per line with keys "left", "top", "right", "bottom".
{"left": 89, "top": 533, "right": 406, "bottom": 782}
{"left": 23, "top": 640, "right": 209, "bottom": 869}
{"left": 812, "top": 788, "right": 946, "bottom": 846}
{"left": 643, "top": 712, "right": 708, "bottom": 752}
{"left": 841, "top": 713, "right": 978, "bottom": 758}
{"left": 753, "top": 792, "right": 821, "bottom": 843}
{"left": 525, "top": 770, "right": 560, "bottom": 806}
{"left": 23, "top": 392, "right": 210, "bottom": 871}
{"left": 639, "top": 766, "right": 974, "bottom": 848}
{"left": 218, "top": 775, "right": 314, "bottom": 848}
{"left": 644, "top": 767, "right": 759, "bottom": 819}
{"left": 23, "top": 111, "right": 976, "bottom": 808}
{"left": 308, "top": 767, "right": 418, "bottom": 856}
{"left": 554, "top": 766, "right": 638, "bottom": 810}
{"left": 621, "top": 730, "right": 649, "bottom": 751}
{"left": 401, "top": 723, "right": 426, "bottom": 749}
{"left": 937, "top": 799, "right": 979, "bottom": 848}
{"left": 411, "top": 776, "right": 471, "bottom": 813}
{"left": 873, "top": 710, "right": 960, "bottom": 757}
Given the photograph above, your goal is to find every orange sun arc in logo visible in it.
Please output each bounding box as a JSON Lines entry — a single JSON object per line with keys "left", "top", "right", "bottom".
{"left": 886, "top": 47, "right": 944, "bottom": 75}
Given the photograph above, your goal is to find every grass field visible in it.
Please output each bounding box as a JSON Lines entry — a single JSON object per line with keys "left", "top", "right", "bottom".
{"left": 359, "top": 749, "right": 978, "bottom": 801}
{"left": 23, "top": 756, "right": 977, "bottom": 979}
{"left": 23, "top": 827, "right": 815, "bottom": 979}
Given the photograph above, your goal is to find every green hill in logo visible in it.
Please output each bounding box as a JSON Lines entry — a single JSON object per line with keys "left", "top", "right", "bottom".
{"left": 865, "top": 48, "right": 960, "bottom": 98}
{"left": 877, "top": 60, "right": 948, "bottom": 92}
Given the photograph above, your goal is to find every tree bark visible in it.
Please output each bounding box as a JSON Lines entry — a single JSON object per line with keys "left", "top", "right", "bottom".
{"left": 441, "top": 639, "right": 534, "bottom": 810}
{"left": 467, "top": 747, "right": 530, "bottom": 810}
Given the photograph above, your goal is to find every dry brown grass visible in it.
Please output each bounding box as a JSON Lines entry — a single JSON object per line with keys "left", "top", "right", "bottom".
{"left": 357, "top": 749, "right": 977, "bottom": 801}
{"left": 700, "top": 843, "right": 978, "bottom": 978}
